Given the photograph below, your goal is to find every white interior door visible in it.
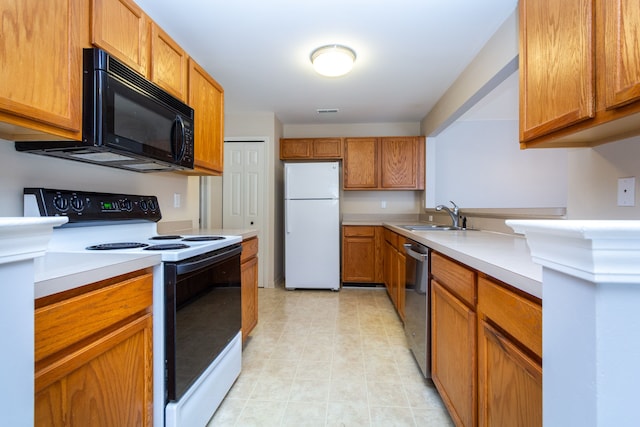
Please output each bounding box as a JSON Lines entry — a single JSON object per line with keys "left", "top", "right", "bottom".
{"left": 223, "top": 140, "right": 266, "bottom": 287}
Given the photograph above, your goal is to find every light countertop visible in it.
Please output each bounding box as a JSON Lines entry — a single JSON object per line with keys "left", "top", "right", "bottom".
{"left": 383, "top": 222, "right": 542, "bottom": 299}
{"left": 31, "top": 227, "right": 257, "bottom": 299}
{"left": 184, "top": 228, "right": 258, "bottom": 241}
{"left": 33, "top": 252, "right": 161, "bottom": 299}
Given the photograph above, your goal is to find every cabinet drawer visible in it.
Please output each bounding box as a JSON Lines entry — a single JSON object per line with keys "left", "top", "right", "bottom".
{"left": 431, "top": 252, "right": 476, "bottom": 306}
{"left": 344, "top": 225, "right": 375, "bottom": 237}
{"left": 241, "top": 237, "right": 259, "bottom": 262}
{"left": 383, "top": 228, "right": 398, "bottom": 247}
{"left": 35, "top": 270, "right": 153, "bottom": 362}
{"left": 478, "top": 276, "right": 542, "bottom": 358}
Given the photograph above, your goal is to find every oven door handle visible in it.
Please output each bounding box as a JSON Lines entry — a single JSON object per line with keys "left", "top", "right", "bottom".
{"left": 175, "top": 244, "right": 242, "bottom": 275}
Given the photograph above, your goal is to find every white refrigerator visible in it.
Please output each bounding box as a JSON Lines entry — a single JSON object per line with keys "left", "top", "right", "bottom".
{"left": 284, "top": 162, "right": 340, "bottom": 290}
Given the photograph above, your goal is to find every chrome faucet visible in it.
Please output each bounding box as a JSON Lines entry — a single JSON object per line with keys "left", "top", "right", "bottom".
{"left": 436, "top": 201, "right": 460, "bottom": 228}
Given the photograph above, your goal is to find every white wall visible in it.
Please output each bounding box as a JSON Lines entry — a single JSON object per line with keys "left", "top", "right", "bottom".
{"left": 567, "top": 135, "right": 640, "bottom": 219}
{"left": 431, "top": 120, "right": 568, "bottom": 209}
{"left": 283, "top": 121, "right": 423, "bottom": 215}
{"left": 284, "top": 122, "right": 420, "bottom": 138}
{"left": 341, "top": 190, "right": 422, "bottom": 214}
{"left": 0, "top": 140, "right": 199, "bottom": 225}
{"left": 421, "top": 10, "right": 518, "bottom": 136}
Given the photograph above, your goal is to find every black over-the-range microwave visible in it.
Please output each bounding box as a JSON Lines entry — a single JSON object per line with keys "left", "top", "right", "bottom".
{"left": 16, "top": 48, "right": 195, "bottom": 172}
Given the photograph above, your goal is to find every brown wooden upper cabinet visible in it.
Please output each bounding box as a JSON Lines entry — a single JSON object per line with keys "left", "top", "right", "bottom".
{"left": 181, "top": 58, "right": 225, "bottom": 175}
{"left": 280, "top": 138, "right": 343, "bottom": 160}
{"left": 0, "top": 0, "right": 87, "bottom": 141}
{"left": 94, "top": 0, "right": 189, "bottom": 101}
{"left": 1, "top": 0, "right": 224, "bottom": 175}
{"left": 95, "top": 0, "right": 224, "bottom": 174}
{"left": 92, "top": 0, "right": 148, "bottom": 76}
{"left": 149, "top": 23, "right": 189, "bottom": 101}
{"left": 520, "top": 0, "right": 640, "bottom": 148}
{"left": 343, "top": 136, "right": 425, "bottom": 190}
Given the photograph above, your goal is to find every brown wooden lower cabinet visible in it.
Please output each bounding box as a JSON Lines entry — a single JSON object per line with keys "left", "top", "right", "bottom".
{"left": 34, "top": 269, "right": 154, "bottom": 427}
{"left": 383, "top": 237, "right": 397, "bottom": 305}
{"left": 477, "top": 276, "right": 542, "bottom": 427}
{"left": 341, "top": 225, "right": 383, "bottom": 284}
{"left": 380, "top": 228, "right": 407, "bottom": 320}
{"left": 431, "top": 251, "right": 543, "bottom": 427}
{"left": 241, "top": 237, "right": 259, "bottom": 343}
{"left": 431, "top": 279, "right": 477, "bottom": 427}
{"left": 477, "top": 321, "right": 542, "bottom": 427}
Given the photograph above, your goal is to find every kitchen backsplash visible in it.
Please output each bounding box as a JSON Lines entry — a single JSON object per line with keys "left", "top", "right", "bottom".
{"left": 0, "top": 140, "right": 200, "bottom": 226}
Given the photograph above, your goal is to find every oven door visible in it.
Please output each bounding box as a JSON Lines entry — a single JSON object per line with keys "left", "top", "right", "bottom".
{"left": 164, "top": 243, "right": 242, "bottom": 402}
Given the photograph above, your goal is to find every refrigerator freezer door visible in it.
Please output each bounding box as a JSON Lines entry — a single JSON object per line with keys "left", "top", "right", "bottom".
{"left": 285, "top": 162, "right": 339, "bottom": 200}
{"left": 285, "top": 199, "right": 340, "bottom": 290}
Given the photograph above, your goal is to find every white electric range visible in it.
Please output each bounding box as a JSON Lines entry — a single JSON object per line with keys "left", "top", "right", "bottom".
{"left": 25, "top": 188, "right": 243, "bottom": 427}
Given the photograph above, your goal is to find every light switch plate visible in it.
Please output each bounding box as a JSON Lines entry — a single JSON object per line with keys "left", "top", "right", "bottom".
{"left": 617, "top": 177, "right": 635, "bottom": 207}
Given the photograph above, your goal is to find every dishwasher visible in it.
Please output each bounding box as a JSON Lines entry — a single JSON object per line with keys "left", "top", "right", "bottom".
{"left": 403, "top": 240, "right": 431, "bottom": 378}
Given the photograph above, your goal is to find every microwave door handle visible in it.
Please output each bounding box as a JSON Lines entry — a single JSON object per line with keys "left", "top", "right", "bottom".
{"left": 172, "top": 115, "right": 186, "bottom": 162}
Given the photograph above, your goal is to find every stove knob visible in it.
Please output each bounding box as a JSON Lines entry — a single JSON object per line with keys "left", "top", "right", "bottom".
{"left": 120, "top": 199, "right": 132, "bottom": 211}
{"left": 140, "top": 200, "right": 148, "bottom": 211}
{"left": 53, "top": 195, "right": 69, "bottom": 212}
{"left": 148, "top": 199, "right": 157, "bottom": 211}
{"left": 70, "top": 196, "right": 84, "bottom": 212}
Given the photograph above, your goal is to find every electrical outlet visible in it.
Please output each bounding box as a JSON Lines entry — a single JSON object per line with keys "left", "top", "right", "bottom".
{"left": 381, "top": 200, "right": 387, "bottom": 209}
{"left": 617, "top": 177, "right": 635, "bottom": 207}
{"left": 173, "top": 193, "right": 181, "bottom": 208}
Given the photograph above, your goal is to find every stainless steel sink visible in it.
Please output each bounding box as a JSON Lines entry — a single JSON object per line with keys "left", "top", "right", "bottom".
{"left": 399, "top": 224, "right": 456, "bottom": 231}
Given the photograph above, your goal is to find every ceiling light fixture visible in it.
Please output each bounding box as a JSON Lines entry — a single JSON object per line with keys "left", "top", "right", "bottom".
{"left": 310, "top": 45, "right": 356, "bottom": 77}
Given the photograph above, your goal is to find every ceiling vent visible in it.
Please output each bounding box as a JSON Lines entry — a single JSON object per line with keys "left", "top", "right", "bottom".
{"left": 316, "top": 108, "right": 339, "bottom": 114}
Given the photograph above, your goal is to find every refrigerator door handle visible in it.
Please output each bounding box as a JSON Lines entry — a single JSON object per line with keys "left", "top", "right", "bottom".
{"left": 285, "top": 200, "right": 291, "bottom": 234}
{"left": 285, "top": 166, "right": 290, "bottom": 198}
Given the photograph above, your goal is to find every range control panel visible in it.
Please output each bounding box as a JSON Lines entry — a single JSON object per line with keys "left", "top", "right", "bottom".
{"left": 23, "top": 188, "right": 162, "bottom": 223}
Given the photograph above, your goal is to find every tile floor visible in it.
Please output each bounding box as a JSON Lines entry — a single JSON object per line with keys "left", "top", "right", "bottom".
{"left": 208, "top": 286, "right": 454, "bottom": 426}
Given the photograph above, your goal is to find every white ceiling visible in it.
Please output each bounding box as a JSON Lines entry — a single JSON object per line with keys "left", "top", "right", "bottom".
{"left": 135, "top": 0, "right": 518, "bottom": 125}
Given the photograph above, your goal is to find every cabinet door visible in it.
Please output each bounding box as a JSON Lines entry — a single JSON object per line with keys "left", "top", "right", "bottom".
{"left": 519, "top": 0, "right": 594, "bottom": 141}
{"left": 432, "top": 279, "right": 477, "bottom": 427}
{"left": 478, "top": 321, "right": 542, "bottom": 427}
{"left": 35, "top": 314, "right": 153, "bottom": 427}
{"left": 0, "top": 0, "right": 84, "bottom": 140}
{"left": 343, "top": 138, "right": 378, "bottom": 189}
{"left": 342, "top": 227, "right": 376, "bottom": 283}
{"left": 604, "top": 0, "right": 640, "bottom": 109}
{"left": 374, "top": 227, "right": 385, "bottom": 283}
{"left": 92, "top": 0, "right": 148, "bottom": 76}
{"left": 241, "top": 256, "right": 259, "bottom": 342}
{"left": 150, "top": 23, "right": 188, "bottom": 100}
{"left": 241, "top": 238, "right": 259, "bottom": 342}
{"left": 188, "top": 59, "right": 224, "bottom": 174}
{"left": 383, "top": 240, "right": 396, "bottom": 305}
{"left": 380, "top": 137, "right": 424, "bottom": 189}
{"left": 280, "top": 139, "right": 312, "bottom": 159}
{"left": 313, "top": 138, "right": 342, "bottom": 158}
